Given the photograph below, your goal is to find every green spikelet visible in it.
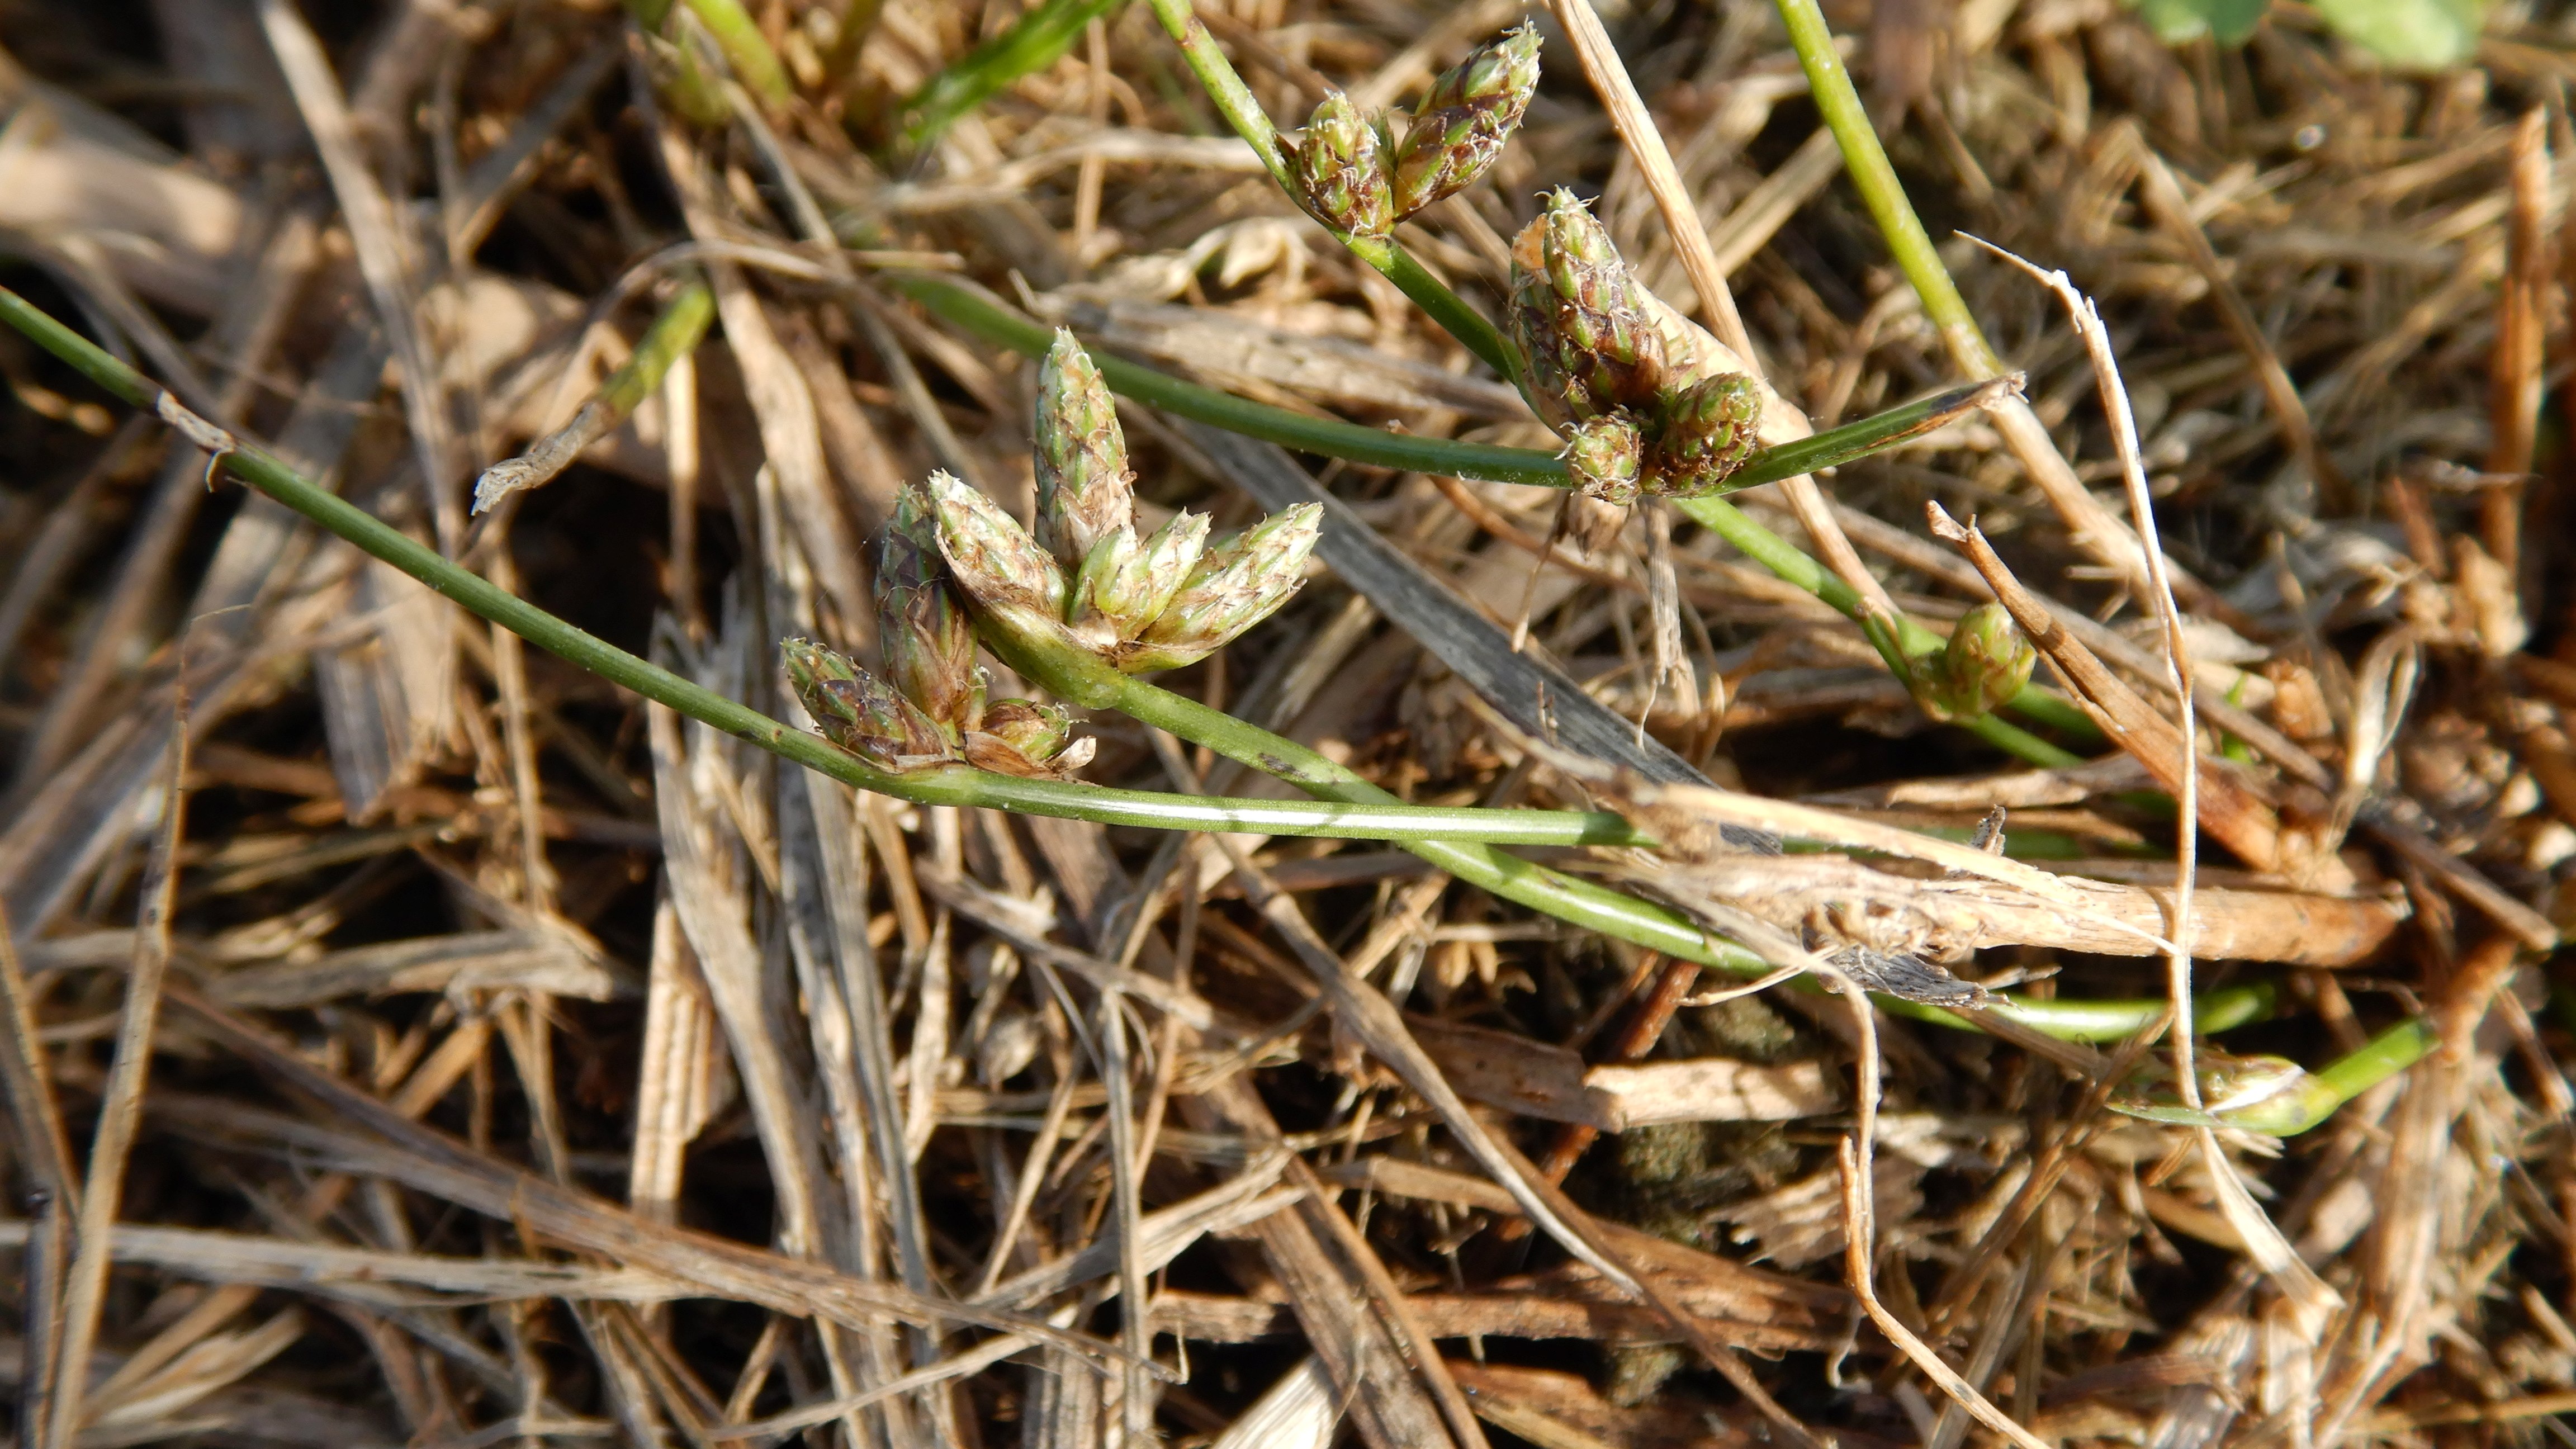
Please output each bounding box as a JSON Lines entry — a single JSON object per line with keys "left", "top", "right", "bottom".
{"left": 1389, "top": 25, "right": 1540, "bottom": 219}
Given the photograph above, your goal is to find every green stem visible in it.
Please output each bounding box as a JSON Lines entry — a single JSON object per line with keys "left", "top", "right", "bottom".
{"left": 1142, "top": 0, "right": 1284, "bottom": 177}
{"left": 893, "top": 271, "right": 1565, "bottom": 485}
{"left": 1355, "top": 234, "right": 1521, "bottom": 386}
{"left": 1683, "top": 497, "right": 2095, "bottom": 760}
{"left": 475, "top": 282, "right": 717, "bottom": 511}
{"left": 2308, "top": 1016, "right": 2437, "bottom": 1111}
{"left": 989, "top": 624, "right": 2239, "bottom": 1045}
{"left": 902, "top": 0, "right": 1128, "bottom": 149}
{"left": 604, "top": 281, "right": 718, "bottom": 416}
{"left": 679, "top": 0, "right": 795, "bottom": 110}
{"left": 1881, "top": 979, "right": 2279, "bottom": 1039}
{"left": 902, "top": 271, "right": 1997, "bottom": 490}
{"left": 1773, "top": 0, "right": 2003, "bottom": 379}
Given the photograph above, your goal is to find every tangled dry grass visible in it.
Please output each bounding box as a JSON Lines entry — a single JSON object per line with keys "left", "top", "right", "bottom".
{"left": 2, "top": 0, "right": 2576, "bottom": 1444}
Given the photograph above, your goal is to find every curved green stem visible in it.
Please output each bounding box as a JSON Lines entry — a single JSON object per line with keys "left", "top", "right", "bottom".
{"left": 990, "top": 626, "right": 2248, "bottom": 1045}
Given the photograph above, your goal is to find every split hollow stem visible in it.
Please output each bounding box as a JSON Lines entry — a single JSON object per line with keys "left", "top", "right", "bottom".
{"left": 472, "top": 279, "right": 716, "bottom": 514}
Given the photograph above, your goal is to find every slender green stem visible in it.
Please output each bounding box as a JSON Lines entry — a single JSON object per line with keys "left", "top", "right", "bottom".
{"left": 475, "top": 282, "right": 718, "bottom": 511}
{"left": 900, "top": 272, "right": 2002, "bottom": 491}
{"left": 1142, "top": 0, "right": 1285, "bottom": 177}
{"left": 1880, "top": 980, "right": 2277, "bottom": 1038}
{"left": 1357, "top": 234, "right": 1521, "bottom": 385}
{"left": 1683, "top": 497, "right": 2096, "bottom": 760}
{"left": 1719, "top": 382, "right": 2014, "bottom": 494}
{"left": 603, "top": 281, "right": 718, "bottom": 416}
{"left": 1015, "top": 633, "right": 1770, "bottom": 973}
{"left": 2308, "top": 1017, "right": 2437, "bottom": 1110}
{"left": 988, "top": 623, "right": 2252, "bottom": 1045}
{"left": 1773, "top": 0, "right": 2002, "bottom": 379}
{"left": 678, "top": 0, "right": 794, "bottom": 110}
{"left": 893, "top": 271, "right": 1565, "bottom": 485}
{"left": 902, "top": 0, "right": 1127, "bottom": 149}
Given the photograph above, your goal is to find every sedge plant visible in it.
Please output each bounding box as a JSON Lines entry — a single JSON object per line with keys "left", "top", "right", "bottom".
{"left": 0, "top": 293, "right": 2414, "bottom": 1102}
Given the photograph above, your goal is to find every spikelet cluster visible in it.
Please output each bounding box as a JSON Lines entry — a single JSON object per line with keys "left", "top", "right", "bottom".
{"left": 930, "top": 331, "right": 1323, "bottom": 679}
{"left": 782, "top": 465, "right": 1100, "bottom": 780}
{"left": 1505, "top": 190, "right": 1767, "bottom": 505}
{"left": 1278, "top": 27, "right": 1539, "bottom": 239}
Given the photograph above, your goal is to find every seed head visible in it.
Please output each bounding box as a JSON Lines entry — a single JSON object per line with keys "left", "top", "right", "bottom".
{"left": 1389, "top": 26, "right": 1540, "bottom": 219}
{"left": 1286, "top": 91, "right": 1394, "bottom": 238}
{"left": 879, "top": 485, "right": 981, "bottom": 734}
{"left": 920, "top": 471, "right": 1076, "bottom": 659}
{"left": 1562, "top": 411, "right": 1643, "bottom": 507}
{"left": 1122, "top": 503, "right": 1323, "bottom": 674}
{"left": 1507, "top": 190, "right": 1665, "bottom": 430}
{"left": 964, "top": 699, "right": 1098, "bottom": 778}
{"left": 1644, "top": 372, "right": 1763, "bottom": 498}
{"left": 1918, "top": 603, "right": 2037, "bottom": 721}
{"left": 783, "top": 638, "right": 955, "bottom": 772}
{"left": 1033, "top": 331, "right": 1133, "bottom": 571}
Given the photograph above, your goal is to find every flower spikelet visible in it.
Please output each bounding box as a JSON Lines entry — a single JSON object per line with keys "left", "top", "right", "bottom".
{"left": 1033, "top": 330, "right": 1133, "bottom": 571}
{"left": 1285, "top": 91, "right": 1394, "bottom": 238}
{"left": 1389, "top": 25, "right": 1540, "bottom": 219}
{"left": 1122, "top": 503, "right": 1323, "bottom": 674}
{"left": 1507, "top": 190, "right": 1665, "bottom": 430}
